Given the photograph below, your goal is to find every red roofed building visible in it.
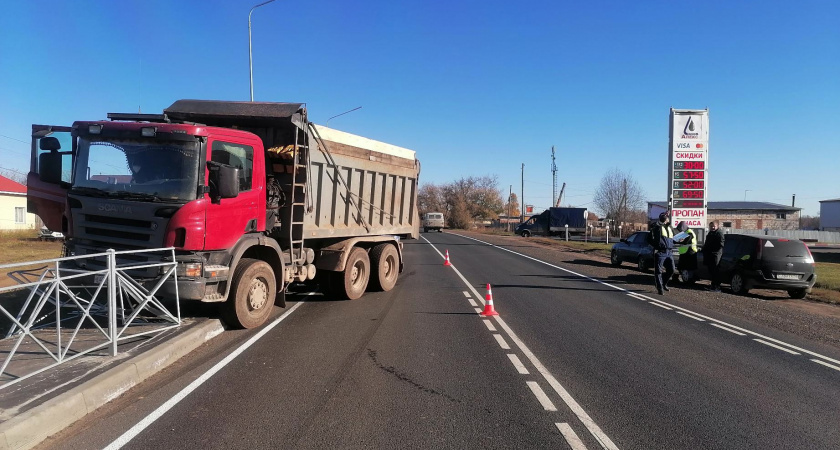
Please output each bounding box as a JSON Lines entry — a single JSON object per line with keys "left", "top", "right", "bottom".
{"left": 0, "top": 174, "right": 36, "bottom": 230}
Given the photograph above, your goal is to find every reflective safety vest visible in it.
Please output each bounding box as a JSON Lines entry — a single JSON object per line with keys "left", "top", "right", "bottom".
{"left": 678, "top": 229, "right": 697, "bottom": 255}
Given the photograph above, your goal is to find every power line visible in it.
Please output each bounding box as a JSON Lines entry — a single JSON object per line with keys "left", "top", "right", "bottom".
{"left": 0, "top": 134, "right": 28, "bottom": 144}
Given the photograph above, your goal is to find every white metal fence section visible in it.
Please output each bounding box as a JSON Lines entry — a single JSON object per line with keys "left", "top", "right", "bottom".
{"left": 0, "top": 248, "right": 181, "bottom": 390}
{"left": 725, "top": 229, "right": 840, "bottom": 243}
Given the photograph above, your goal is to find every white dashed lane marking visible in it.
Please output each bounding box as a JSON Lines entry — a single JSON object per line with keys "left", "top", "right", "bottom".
{"left": 556, "top": 422, "right": 589, "bottom": 450}
{"left": 483, "top": 319, "right": 497, "bottom": 331}
{"left": 507, "top": 354, "right": 530, "bottom": 375}
{"left": 527, "top": 381, "right": 558, "bottom": 411}
{"left": 754, "top": 339, "right": 801, "bottom": 355}
{"left": 493, "top": 333, "right": 511, "bottom": 350}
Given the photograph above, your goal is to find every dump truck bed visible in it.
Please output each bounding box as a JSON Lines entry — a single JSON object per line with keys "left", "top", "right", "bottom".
{"left": 306, "top": 125, "right": 419, "bottom": 240}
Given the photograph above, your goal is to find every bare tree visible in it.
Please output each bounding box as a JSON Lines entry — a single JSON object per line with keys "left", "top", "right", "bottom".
{"left": 503, "top": 192, "right": 521, "bottom": 219}
{"left": 0, "top": 168, "right": 27, "bottom": 185}
{"left": 418, "top": 183, "right": 446, "bottom": 217}
{"left": 441, "top": 175, "right": 504, "bottom": 229}
{"left": 593, "top": 168, "right": 646, "bottom": 232}
{"left": 800, "top": 215, "right": 820, "bottom": 230}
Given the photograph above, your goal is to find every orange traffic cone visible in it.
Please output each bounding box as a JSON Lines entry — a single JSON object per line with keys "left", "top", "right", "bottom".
{"left": 444, "top": 250, "right": 452, "bottom": 266}
{"left": 481, "top": 284, "right": 499, "bottom": 316}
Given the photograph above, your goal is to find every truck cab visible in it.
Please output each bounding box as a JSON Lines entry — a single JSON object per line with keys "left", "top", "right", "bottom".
{"left": 515, "top": 210, "right": 549, "bottom": 237}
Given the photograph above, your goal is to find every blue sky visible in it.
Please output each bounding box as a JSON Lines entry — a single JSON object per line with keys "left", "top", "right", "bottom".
{"left": 1, "top": 0, "right": 837, "bottom": 216}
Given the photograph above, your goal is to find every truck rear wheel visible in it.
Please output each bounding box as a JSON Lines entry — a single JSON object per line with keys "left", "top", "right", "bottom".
{"left": 222, "top": 258, "right": 276, "bottom": 329}
{"left": 332, "top": 247, "right": 370, "bottom": 300}
{"left": 369, "top": 243, "right": 398, "bottom": 292}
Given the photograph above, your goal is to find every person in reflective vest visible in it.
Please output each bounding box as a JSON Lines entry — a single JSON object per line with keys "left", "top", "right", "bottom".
{"left": 676, "top": 221, "right": 698, "bottom": 277}
{"left": 648, "top": 212, "right": 676, "bottom": 295}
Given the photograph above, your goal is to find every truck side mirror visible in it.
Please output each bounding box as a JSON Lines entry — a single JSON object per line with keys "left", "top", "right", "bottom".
{"left": 39, "top": 152, "right": 63, "bottom": 184}
{"left": 207, "top": 161, "right": 240, "bottom": 203}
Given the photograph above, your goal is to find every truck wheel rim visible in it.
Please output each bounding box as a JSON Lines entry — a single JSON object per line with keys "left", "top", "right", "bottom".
{"left": 351, "top": 261, "right": 365, "bottom": 286}
{"left": 249, "top": 278, "right": 268, "bottom": 310}
{"left": 384, "top": 255, "right": 396, "bottom": 278}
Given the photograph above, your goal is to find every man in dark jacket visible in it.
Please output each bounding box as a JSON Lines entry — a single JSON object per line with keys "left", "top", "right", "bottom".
{"left": 702, "top": 221, "right": 725, "bottom": 292}
{"left": 649, "top": 212, "right": 676, "bottom": 295}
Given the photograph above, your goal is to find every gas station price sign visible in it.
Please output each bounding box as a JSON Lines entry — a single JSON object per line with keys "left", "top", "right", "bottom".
{"left": 672, "top": 189, "right": 705, "bottom": 199}
{"left": 673, "top": 180, "right": 705, "bottom": 189}
{"left": 673, "top": 171, "right": 704, "bottom": 179}
{"left": 668, "top": 109, "right": 709, "bottom": 228}
{"left": 673, "top": 161, "right": 705, "bottom": 170}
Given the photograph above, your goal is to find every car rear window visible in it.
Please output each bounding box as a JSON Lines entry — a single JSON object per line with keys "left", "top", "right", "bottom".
{"left": 761, "top": 239, "right": 808, "bottom": 257}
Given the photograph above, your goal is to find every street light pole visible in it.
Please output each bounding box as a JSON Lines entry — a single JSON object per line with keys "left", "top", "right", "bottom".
{"left": 249, "top": 0, "right": 277, "bottom": 102}
{"left": 744, "top": 189, "right": 751, "bottom": 201}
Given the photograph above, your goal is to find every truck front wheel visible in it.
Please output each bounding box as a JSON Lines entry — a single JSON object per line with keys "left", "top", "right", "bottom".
{"left": 332, "top": 247, "right": 370, "bottom": 300}
{"left": 369, "top": 243, "right": 398, "bottom": 292}
{"left": 222, "top": 258, "right": 276, "bottom": 329}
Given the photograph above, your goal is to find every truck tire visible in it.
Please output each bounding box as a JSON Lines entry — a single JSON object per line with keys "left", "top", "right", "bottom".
{"left": 369, "top": 243, "right": 398, "bottom": 292}
{"left": 332, "top": 247, "right": 370, "bottom": 300}
{"left": 222, "top": 258, "right": 276, "bottom": 329}
{"left": 521, "top": 230, "right": 531, "bottom": 238}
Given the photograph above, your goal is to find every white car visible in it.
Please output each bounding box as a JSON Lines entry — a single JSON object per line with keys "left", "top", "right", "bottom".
{"left": 38, "top": 228, "right": 64, "bottom": 241}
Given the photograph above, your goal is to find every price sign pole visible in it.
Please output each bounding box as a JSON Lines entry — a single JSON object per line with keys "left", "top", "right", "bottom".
{"left": 668, "top": 109, "right": 709, "bottom": 229}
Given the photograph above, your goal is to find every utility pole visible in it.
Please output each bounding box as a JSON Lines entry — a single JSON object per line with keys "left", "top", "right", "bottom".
{"left": 551, "top": 146, "right": 557, "bottom": 207}
{"left": 521, "top": 163, "right": 525, "bottom": 223}
{"left": 249, "top": 0, "right": 278, "bottom": 101}
{"left": 622, "top": 178, "right": 627, "bottom": 231}
{"left": 507, "top": 185, "right": 512, "bottom": 232}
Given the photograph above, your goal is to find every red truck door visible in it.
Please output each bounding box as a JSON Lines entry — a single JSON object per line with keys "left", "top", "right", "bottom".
{"left": 27, "top": 125, "right": 73, "bottom": 232}
{"left": 203, "top": 135, "right": 265, "bottom": 250}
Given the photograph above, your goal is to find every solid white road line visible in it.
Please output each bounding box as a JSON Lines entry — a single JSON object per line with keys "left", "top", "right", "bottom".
{"left": 449, "top": 232, "right": 840, "bottom": 368}
{"left": 483, "top": 319, "right": 497, "bottom": 332}
{"left": 493, "top": 316, "right": 620, "bottom": 450}
{"left": 467, "top": 297, "right": 479, "bottom": 307}
{"left": 104, "top": 300, "right": 306, "bottom": 450}
{"left": 811, "top": 359, "right": 840, "bottom": 372}
{"left": 709, "top": 323, "right": 747, "bottom": 336}
{"left": 493, "top": 333, "right": 511, "bottom": 350}
{"left": 422, "top": 236, "right": 619, "bottom": 450}
{"left": 753, "top": 339, "right": 801, "bottom": 355}
{"left": 527, "top": 381, "right": 558, "bottom": 411}
{"left": 556, "top": 422, "right": 589, "bottom": 450}
{"left": 676, "top": 311, "right": 705, "bottom": 321}
{"left": 627, "top": 293, "right": 647, "bottom": 301}
{"left": 507, "top": 353, "right": 530, "bottom": 374}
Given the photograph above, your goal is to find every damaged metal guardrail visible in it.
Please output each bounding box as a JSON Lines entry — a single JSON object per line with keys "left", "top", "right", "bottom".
{"left": 0, "top": 248, "right": 180, "bottom": 390}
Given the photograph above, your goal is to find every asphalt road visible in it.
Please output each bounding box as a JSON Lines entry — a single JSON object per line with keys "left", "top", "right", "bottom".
{"left": 40, "top": 232, "right": 840, "bottom": 449}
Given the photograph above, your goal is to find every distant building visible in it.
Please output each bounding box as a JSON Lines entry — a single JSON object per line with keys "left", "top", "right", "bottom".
{"left": 0, "top": 175, "right": 37, "bottom": 230}
{"left": 648, "top": 201, "right": 801, "bottom": 230}
{"left": 820, "top": 198, "right": 840, "bottom": 231}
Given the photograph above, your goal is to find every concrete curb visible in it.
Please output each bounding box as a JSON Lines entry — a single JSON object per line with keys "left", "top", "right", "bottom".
{"left": 0, "top": 319, "right": 226, "bottom": 450}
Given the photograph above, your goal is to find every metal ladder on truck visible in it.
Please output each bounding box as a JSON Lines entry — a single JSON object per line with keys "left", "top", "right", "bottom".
{"left": 287, "top": 126, "right": 310, "bottom": 266}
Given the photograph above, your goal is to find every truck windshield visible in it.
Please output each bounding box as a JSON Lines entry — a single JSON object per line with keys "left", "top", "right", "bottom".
{"left": 72, "top": 137, "right": 200, "bottom": 202}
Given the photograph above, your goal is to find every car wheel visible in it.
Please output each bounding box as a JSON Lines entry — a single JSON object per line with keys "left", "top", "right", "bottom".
{"left": 637, "top": 256, "right": 648, "bottom": 272}
{"left": 730, "top": 272, "right": 749, "bottom": 295}
{"left": 423, "top": 227, "right": 428, "bottom": 233}
{"left": 610, "top": 250, "right": 621, "bottom": 267}
{"left": 521, "top": 230, "right": 531, "bottom": 238}
{"left": 788, "top": 288, "right": 807, "bottom": 299}
{"left": 679, "top": 270, "right": 696, "bottom": 285}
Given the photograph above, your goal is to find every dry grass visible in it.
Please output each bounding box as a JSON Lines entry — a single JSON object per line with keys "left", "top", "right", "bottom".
{"left": 0, "top": 231, "right": 64, "bottom": 289}
{"left": 815, "top": 262, "right": 840, "bottom": 291}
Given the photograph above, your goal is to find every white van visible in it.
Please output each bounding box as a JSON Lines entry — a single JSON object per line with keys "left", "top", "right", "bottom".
{"left": 423, "top": 212, "right": 445, "bottom": 233}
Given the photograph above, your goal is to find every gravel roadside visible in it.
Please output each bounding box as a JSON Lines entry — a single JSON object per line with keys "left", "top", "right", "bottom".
{"left": 449, "top": 230, "right": 840, "bottom": 351}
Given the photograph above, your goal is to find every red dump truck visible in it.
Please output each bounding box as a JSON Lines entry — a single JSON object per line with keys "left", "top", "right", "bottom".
{"left": 27, "top": 100, "right": 420, "bottom": 328}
